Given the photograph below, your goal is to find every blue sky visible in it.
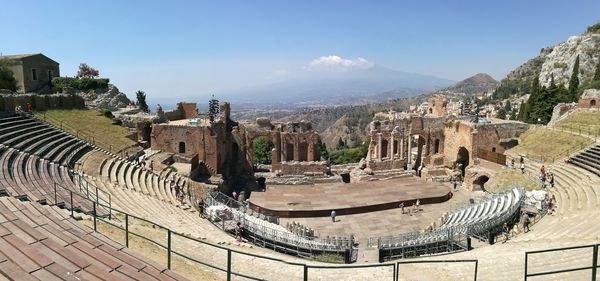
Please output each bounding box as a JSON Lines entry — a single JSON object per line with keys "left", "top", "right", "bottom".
{"left": 1, "top": 0, "right": 599, "bottom": 103}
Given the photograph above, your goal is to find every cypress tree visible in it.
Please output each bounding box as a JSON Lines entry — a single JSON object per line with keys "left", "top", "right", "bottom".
{"left": 568, "top": 55, "right": 580, "bottom": 101}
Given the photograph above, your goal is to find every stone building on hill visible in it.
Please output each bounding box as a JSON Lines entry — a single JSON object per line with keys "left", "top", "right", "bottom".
{"left": 0, "top": 53, "right": 60, "bottom": 93}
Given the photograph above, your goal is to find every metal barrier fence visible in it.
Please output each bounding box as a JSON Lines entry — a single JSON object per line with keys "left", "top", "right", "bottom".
{"left": 525, "top": 244, "right": 599, "bottom": 280}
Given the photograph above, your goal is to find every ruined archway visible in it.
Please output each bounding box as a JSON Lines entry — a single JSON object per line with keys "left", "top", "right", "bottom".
{"left": 591, "top": 100, "right": 597, "bottom": 107}
{"left": 472, "top": 175, "right": 489, "bottom": 191}
{"left": 285, "top": 143, "right": 294, "bottom": 161}
{"left": 457, "top": 146, "right": 470, "bottom": 178}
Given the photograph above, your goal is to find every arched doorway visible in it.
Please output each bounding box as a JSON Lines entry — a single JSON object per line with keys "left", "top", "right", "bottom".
{"left": 456, "top": 147, "right": 470, "bottom": 178}
{"left": 473, "top": 175, "right": 489, "bottom": 191}
{"left": 591, "top": 100, "right": 597, "bottom": 107}
{"left": 285, "top": 143, "right": 294, "bottom": 161}
{"left": 252, "top": 137, "right": 274, "bottom": 165}
{"left": 178, "top": 142, "right": 186, "bottom": 154}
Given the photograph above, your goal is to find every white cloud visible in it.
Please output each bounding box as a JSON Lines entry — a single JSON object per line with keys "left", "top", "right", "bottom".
{"left": 306, "top": 55, "right": 374, "bottom": 71}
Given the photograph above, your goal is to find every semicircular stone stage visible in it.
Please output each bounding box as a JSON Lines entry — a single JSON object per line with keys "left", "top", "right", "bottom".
{"left": 248, "top": 177, "right": 452, "bottom": 218}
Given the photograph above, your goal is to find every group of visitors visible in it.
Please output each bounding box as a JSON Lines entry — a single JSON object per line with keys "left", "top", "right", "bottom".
{"left": 14, "top": 103, "right": 32, "bottom": 114}
{"left": 539, "top": 165, "right": 555, "bottom": 189}
{"left": 398, "top": 199, "right": 421, "bottom": 216}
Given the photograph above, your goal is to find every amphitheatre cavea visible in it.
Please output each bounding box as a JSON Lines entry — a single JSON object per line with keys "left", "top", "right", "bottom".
{"left": 2, "top": 2, "right": 600, "bottom": 281}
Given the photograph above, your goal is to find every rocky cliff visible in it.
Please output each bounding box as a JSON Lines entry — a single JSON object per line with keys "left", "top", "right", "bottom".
{"left": 538, "top": 33, "right": 600, "bottom": 87}
{"left": 70, "top": 84, "right": 132, "bottom": 111}
{"left": 495, "top": 22, "right": 600, "bottom": 98}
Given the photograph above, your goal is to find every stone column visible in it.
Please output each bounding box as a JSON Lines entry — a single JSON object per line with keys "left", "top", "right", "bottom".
{"left": 400, "top": 133, "right": 404, "bottom": 160}
{"left": 407, "top": 134, "right": 412, "bottom": 165}
{"left": 308, "top": 140, "right": 315, "bottom": 161}
{"left": 390, "top": 134, "right": 395, "bottom": 160}
{"left": 293, "top": 138, "right": 300, "bottom": 161}
{"left": 377, "top": 133, "right": 383, "bottom": 161}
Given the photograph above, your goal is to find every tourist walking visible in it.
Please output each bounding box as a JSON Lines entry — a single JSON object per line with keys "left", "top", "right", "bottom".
{"left": 510, "top": 159, "right": 515, "bottom": 169}
{"left": 414, "top": 199, "right": 420, "bottom": 213}
{"left": 453, "top": 179, "right": 458, "bottom": 191}
{"left": 540, "top": 165, "right": 545, "bottom": 176}
{"left": 522, "top": 212, "right": 530, "bottom": 233}
{"left": 399, "top": 202, "right": 405, "bottom": 214}
{"left": 549, "top": 173, "right": 555, "bottom": 188}
{"left": 235, "top": 222, "right": 242, "bottom": 241}
{"left": 331, "top": 210, "right": 336, "bottom": 223}
{"left": 520, "top": 162, "right": 525, "bottom": 174}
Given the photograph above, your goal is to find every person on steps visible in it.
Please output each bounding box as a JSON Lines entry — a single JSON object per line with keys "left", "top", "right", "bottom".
{"left": 331, "top": 210, "right": 336, "bottom": 223}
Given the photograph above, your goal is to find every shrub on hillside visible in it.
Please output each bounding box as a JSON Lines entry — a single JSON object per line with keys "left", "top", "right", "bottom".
{"left": 52, "top": 77, "right": 109, "bottom": 91}
{"left": 99, "top": 109, "right": 114, "bottom": 119}
{"left": 586, "top": 21, "right": 600, "bottom": 34}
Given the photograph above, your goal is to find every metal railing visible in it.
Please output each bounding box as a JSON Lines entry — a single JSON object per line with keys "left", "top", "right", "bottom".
{"left": 525, "top": 244, "right": 599, "bottom": 280}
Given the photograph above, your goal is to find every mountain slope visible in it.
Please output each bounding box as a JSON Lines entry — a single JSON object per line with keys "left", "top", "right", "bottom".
{"left": 494, "top": 22, "right": 600, "bottom": 100}
{"left": 444, "top": 73, "right": 498, "bottom": 95}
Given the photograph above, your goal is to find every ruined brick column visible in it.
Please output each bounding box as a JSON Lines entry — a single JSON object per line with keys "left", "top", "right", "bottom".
{"left": 399, "top": 133, "right": 404, "bottom": 160}
{"left": 273, "top": 131, "right": 282, "bottom": 169}
{"left": 390, "top": 134, "right": 395, "bottom": 160}
{"left": 377, "top": 133, "right": 383, "bottom": 161}
{"left": 407, "top": 133, "right": 412, "bottom": 165}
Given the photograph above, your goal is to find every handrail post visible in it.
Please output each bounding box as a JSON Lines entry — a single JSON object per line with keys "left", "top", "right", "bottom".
{"left": 303, "top": 264, "right": 308, "bottom": 281}
{"left": 70, "top": 191, "right": 74, "bottom": 217}
{"left": 593, "top": 245, "right": 598, "bottom": 281}
{"left": 474, "top": 260, "right": 478, "bottom": 281}
{"left": 54, "top": 183, "right": 57, "bottom": 206}
{"left": 524, "top": 252, "right": 528, "bottom": 280}
{"left": 109, "top": 194, "right": 112, "bottom": 220}
{"left": 227, "top": 249, "right": 232, "bottom": 281}
{"left": 93, "top": 202, "right": 97, "bottom": 231}
{"left": 125, "top": 214, "right": 129, "bottom": 247}
{"left": 95, "top": 187, "right": 99, "bottom": 204}
{"left": 167, "top": 229, "right": 172, "bottom": 270}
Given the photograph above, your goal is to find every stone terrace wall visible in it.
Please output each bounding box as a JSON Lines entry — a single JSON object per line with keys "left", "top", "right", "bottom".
{"left": 367, "top": 159, "right": 404, "bottom": 170}
{"left": 280, "top": 161, "right": 328, "bottom": 175}
{"left": 0, "top": 93, "right": 85, "bottom": 112}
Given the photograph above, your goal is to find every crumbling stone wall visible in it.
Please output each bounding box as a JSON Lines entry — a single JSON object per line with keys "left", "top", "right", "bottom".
{"left": 366, "top": 159, "right": 404, "bottom": 170}
{"left": 0, "top": 93, "right": 85, "bottom": 112}
{"left": 234, "top": 119, "right": 321, "bottom": 171}
{"left": 163, "top": 102, "right": 198, "bottom": 121}
{"left": 367, "top": 113, "right": 445, "bottom": 169}
{"left": 280, "top": 161, "right": 328, "bottom": 175}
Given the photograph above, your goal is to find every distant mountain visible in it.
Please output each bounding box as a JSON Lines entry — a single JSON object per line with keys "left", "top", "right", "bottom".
{"left": 444, "top": 73, "right": 499, "bottom": 95}
{"left": 223, "top": 64, "right": 454, "bottom": 106}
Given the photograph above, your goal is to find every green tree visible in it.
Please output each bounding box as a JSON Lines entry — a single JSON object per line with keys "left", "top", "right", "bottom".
{"left": 0, "top": 59, "right": 18, "bottom": 91}
{"left": 509, "top": 109, "right": 517, "bottom": 120}
{"left": 76, "top": 63, "right": 100, "bottom": 78}
{"left": 336, "top": 137, "right": 346, "bottom": 150}
{"left": 495, "top": 108, "right": 507, "bottom": 120}
{"left": 252, "top": 138, "right": 273, "bottom": 165}
{"left": 504, "top": 100, "right": 512, "bottom": 112}
{"left": 568, "top": 55, "right": 580, "bottom": 101}
{"left": 136, "top": 90, "right": 149, "bottom": 112}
